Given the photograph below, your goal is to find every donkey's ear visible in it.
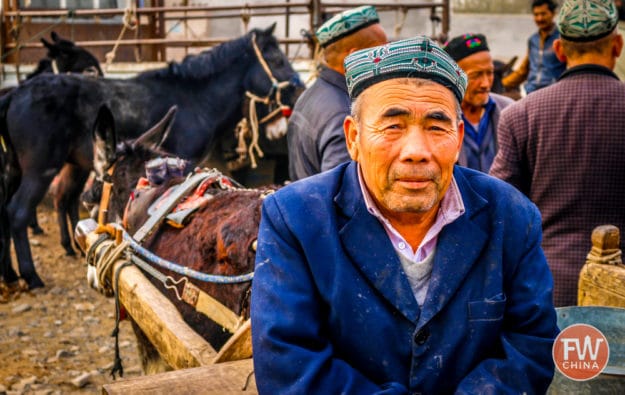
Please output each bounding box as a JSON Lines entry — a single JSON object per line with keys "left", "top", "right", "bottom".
{"left": 41, "top": 37, "right": 54, "bottom": 51}
{"left": 133, "top": 105, "right": 177, "bottom": 151}
{"left": 264, "top": 22, "right": 276, "bottom": 36}
{"left": 92, "top": 105, "right": 117, "bottom": 165}
{"left": 51, "top": 31, "right": 60, "bottom": 43}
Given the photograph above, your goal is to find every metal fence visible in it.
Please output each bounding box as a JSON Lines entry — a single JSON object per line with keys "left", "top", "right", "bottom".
{"left": 1, "top": 0, "right": 450, "bottom": 66}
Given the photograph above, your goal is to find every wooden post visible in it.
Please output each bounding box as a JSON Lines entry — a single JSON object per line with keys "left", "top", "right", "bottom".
{"left": 578, "top": 225, "right": 625, "bottom": 307}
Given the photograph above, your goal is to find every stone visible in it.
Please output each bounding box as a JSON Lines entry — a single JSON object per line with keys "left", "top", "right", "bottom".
{"left": 70, "top": 372, "right": 91, "bottom": 388}
{"left": 11, "top": 304, "right": 31, "bottom": 314}
{"left": 55, "top": 349, "right": 72, "bottom": 358}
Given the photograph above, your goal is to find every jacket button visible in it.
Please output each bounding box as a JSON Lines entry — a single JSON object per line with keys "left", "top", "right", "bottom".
{"left": 414, "top": 328, "right": 429, "bottom": 345}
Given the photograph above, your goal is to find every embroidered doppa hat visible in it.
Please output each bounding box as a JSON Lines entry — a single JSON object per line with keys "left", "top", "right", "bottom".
{"left": 344, "top": 35, "right": 468, "bottom": 102}
{"left": 315, "top": 5, "right": 380, "bottom": 48}
{"left": 442, "top": 33, "right": 490, "bottom": 62}
{"left": 557, "top": 0, "right": 618, "bottom": 42}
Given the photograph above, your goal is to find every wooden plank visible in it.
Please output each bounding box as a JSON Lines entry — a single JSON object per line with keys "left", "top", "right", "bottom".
{"left": 102, "top": 358, "right": 257, "bottom": 395}
{"left": 578, "top": 263, "right": 625, "bottom": 308}
{"left": 114, "top": 260, "right": 217, "bottom": 369}
{"left": 213, "top": 319, "right": 252, "bottom": 364}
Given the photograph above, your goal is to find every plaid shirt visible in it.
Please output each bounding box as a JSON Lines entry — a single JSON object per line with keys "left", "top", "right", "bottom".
{"left": 490, "top": 64, "right": 625, "bottom": 307}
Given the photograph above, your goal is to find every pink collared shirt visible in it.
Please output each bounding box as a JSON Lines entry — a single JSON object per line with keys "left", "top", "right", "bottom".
{"left": 358, "top": 166, "right": 465, "bottom": 263}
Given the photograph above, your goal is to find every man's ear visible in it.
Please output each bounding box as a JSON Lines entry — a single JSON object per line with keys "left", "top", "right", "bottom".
{"left": 344, "top": 115, "right": 359, "bottom": 161}
{"left": 455, "top": 120, "right": 465, "bottom": 162}
{"left": 553, "top": 39, "right": 567, "bottom": 63}
{"left": 613, "top": 33, "right": 624, "bottom": 59}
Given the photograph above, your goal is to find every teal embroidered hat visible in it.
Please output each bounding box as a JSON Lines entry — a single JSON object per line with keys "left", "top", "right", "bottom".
{"left": 557, "top": 0, "right": 618, "bottom": 42}
{"left": 344, "top": 35, "right": 468, "bottom": 102}
{"left": 315, "top": 5, "right": 380, "bottom": 48}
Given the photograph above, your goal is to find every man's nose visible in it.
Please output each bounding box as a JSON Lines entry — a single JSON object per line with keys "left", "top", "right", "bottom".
{"left": 399, "top": 128, "right": 431, "bottom": 162}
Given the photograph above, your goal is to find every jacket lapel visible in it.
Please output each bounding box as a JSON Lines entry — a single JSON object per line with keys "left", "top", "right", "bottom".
{"left": 336, "top": 163, "right": 421, "bottom": 323}
{"left": 417, "top": 168, "right": 489, "bottom": 328}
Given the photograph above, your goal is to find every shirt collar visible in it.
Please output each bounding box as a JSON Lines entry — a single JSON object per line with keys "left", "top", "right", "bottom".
{"left": 357, "top": 164, "right": 465, "bottom": 259}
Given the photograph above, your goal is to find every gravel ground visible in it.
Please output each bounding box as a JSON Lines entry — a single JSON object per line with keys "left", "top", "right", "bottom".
{"left": 0, "top": 202, "right": 142, "bottom": 394}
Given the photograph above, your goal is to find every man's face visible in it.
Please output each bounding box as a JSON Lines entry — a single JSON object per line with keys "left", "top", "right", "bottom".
{"left": 533, "top": 3, "right": 556, "bottom": 32}
{"left": 345, "top": 79, "right": 463, "bottom": 221}
{"left": 457, "top": 51, "right": 494, "bottom": 108}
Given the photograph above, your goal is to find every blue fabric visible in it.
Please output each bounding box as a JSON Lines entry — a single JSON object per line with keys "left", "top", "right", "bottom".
{"left": 251, "top": 162, "right": 559, "bottom": 394}
{"left": 526, "top": 29, "right": 566, "bottom": 93}
{"left": 458, "top": 93, "right": 513, "bottom": 173}
{"left": 463, "top": 96, "right": 495, "bottom": 148}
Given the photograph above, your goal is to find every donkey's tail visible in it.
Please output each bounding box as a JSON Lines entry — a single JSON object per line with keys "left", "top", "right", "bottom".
{"left": 0, "top": 91, "right": 21, "bottom": 201}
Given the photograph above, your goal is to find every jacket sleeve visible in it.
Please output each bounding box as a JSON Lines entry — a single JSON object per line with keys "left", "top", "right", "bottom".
{"left": 250, "top": 196, "right": 409, "bottom": 395}
{"left": 318, "top": 111, "right": 352, "bottom": 173}
{"left": 489, "top": 107, "right": 531, "bottom": 195}
{"left": 455, "top": 204, "right": 558, "bottom": 394}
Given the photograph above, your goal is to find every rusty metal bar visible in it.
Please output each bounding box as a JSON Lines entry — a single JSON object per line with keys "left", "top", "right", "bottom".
{"left": 2, "top": 2, "right": 311, "bottom": 17}
{"left": 4, "top": 37, "right": 307, "bottom": 49}
{"left": 162, "top": 10, "right": 310, "bottom": 22}
{"left": 320, "top": 1, "right": 446, "bottom": 9}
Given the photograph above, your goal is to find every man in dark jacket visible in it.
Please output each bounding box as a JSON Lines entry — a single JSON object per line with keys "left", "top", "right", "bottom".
{"left": 444, "top": 34, "right": 514, "bottom": 173}
{"left": 287, "top": 5, "right": 387, "bottom": 181}
{"left": 490, "top": 0, "right": 625, "bottom": 307}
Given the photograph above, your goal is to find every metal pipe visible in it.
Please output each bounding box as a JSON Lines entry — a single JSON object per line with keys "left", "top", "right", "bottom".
{"left": 4, "top": 37, "right": 307, "bottom": 49}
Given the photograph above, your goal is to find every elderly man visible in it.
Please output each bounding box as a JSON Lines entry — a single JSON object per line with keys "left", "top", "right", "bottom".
{"left": 443, "top": 34, "right": 513, "bottom": 172}
{"left": 503, "top": 0, "right": 566, "bottom": 94}
{"left": 252, "top": 36, "right": 558, "bottom": 393}
{"left": 490, "top": 0, "right": 625, "bottom": 307}
{"left": 287, "top": 5, "right": 387, "bottom": 181}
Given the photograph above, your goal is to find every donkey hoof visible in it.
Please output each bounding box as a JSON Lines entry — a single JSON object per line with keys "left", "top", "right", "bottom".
{"left": 30, "top": 226, "right": 45, "bottom": 235}
{"left": 64, "top": 247, "right": 76, "bottom": 257}
{"left": 25, "top": 276, "right": 45, "bottom": 290}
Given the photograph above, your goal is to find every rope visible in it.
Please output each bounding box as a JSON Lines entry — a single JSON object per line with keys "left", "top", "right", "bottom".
{"left": 231, "top": 34, "right": 293, "bottom": 169}
{"left": 110, "top": 259, "right": 132, "bottom": 379}
{"left": 586, "top": 249, "right": 623, "bottom": 266}
{"left": 394, "top": 7, "right": 408, "bottom": 39}
{"left": 112, "top": 223, "right": 255, "bottom": 284}
{"left": 105, "top": 2, "right": 138, "bottom": 72}
{"left": 0, "top": 14, "right": 69, "bottom": 62}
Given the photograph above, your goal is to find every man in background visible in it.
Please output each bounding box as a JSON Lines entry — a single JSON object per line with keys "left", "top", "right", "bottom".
{"left": 287, "top": 5, "right": 387, "bottom": 181}
{"left": 490, "top": 0, "right": 625, "bottom": 307}
{"left": 502, "top": 0, "right": 566, "bottom": 94}
{"left": 443, "top": 33, "right": 513, "bottom": 173}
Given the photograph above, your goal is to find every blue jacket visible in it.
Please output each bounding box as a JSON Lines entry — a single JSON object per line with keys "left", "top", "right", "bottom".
{"left": 526, "top": 28, "right": 565, "bottom": 94}
{"left": 251, "top": 162, "right": 558, "bottom": 394}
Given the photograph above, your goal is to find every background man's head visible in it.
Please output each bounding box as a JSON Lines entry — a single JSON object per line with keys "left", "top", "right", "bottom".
{"left": 443, "top": 34, "right": 493, "bottom": 109}
{"left": 343, "top": 37, "right": 467, "bottom": 217}
{"left": 315, "top": 5, "right": 388, "bottom": 74}
{"left": 532, "top": 0, "right": 559, "bottom": 33}
{"left": 555, "top": 0, "right": 622, "bottom": 65}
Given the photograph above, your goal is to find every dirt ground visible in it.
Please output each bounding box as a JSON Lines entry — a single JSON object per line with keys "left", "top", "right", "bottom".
{"left": 0, "top": 200, "right": 142, "bottom": 394}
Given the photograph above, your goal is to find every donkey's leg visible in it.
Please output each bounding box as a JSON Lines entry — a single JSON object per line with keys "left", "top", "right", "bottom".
{"left": 0, "top": 206, "right": 19, "bottom": 284}
{"left": 29, "top": 209, "right": 44, "bottom": 235}
{"left": 57, "top": 165, "right": 90, "bottom": 256}
{"left": 129, "top": 317, "right": 172, "bottom": 374}
{"left": 8, "top": 176, "right": 54, "bottom": 289}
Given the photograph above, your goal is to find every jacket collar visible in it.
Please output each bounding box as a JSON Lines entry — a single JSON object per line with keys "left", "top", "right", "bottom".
{"left": 318, "top": 65, "right": 348, "bottom": 93}
{"left": 335, "top": 162, "right": 489, "bottom": 326}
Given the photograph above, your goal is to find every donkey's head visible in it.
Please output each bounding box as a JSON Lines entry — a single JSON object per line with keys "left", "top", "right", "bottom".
{"left": 244, "top": 24, "right": 305, "bottom": 121}
{"left": 82, "top": 105, "right": 178, "bottom": 223}
{"left": 39, "top": 31, "right": 103, "bottom": 77}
